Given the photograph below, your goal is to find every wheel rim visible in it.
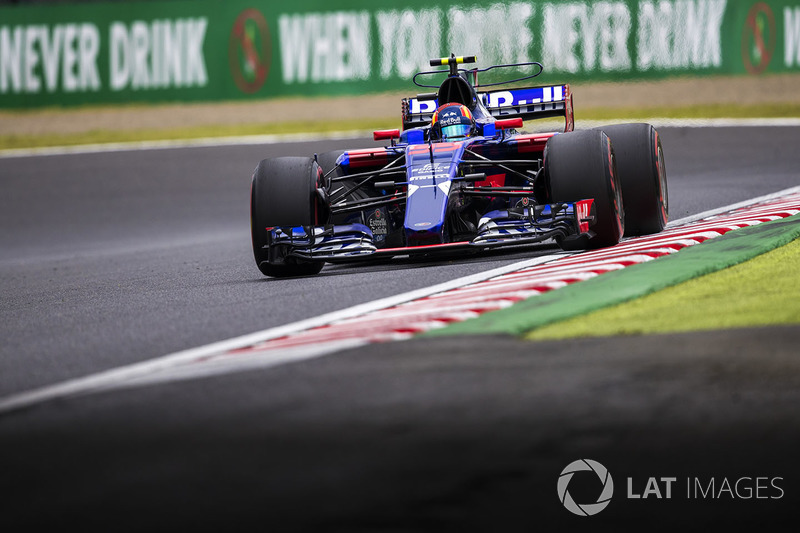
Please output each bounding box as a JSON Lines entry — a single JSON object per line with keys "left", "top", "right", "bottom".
{"left": 656, "top": 140, "right": 668, "bottom": 222}
{"left": 607, "top": 140, "right": 624, "bottom": 240}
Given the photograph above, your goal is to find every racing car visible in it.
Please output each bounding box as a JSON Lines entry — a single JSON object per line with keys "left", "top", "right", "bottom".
{"left": 250, "top": 54, "right": 668, "bottom": 277}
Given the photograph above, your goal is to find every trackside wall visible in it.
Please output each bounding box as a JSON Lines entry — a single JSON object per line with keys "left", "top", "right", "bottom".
{"left": 1, "top": 0, "right": 799, "bottom": 108}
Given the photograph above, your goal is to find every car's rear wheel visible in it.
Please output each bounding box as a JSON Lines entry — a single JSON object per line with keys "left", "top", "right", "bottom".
{"left": 544, "top": 130, "right": 624, "bottom": 249}
{"left": 594, "top": 123, "right": 668, "bottom": 236}
{"left": 250, "top": 157, "right": 325, "bottom": 278}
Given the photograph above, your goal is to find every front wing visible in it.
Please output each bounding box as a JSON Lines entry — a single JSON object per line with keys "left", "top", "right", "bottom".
{"left": 260, "top": 200, "right": 596, "bottom": 263}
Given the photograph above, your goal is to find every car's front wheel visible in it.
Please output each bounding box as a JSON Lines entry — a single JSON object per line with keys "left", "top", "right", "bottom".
{"left": 544, "top": 129, "right": 624, "bottom": 249}
{"left": 250, "top": 157, "right": 326, "bottom": 278}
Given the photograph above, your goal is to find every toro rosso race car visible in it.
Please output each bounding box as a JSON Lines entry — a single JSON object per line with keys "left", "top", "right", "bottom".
{"left": 250, "top": 55, "right": 668, "bottom": 277}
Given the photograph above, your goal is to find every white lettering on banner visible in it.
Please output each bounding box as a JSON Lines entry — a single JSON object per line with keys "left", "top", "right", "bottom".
{"left": 110, "top": 23, "right": 127, "bottom": 90}
{"left": 786, "top": 7, "right": 800, "bottom": 67}
{"left": 543, "top": 1, "right": 632, "bottom": 74}
{"left": 41, "top": 26, "right": 62, "bottom": 92}
{"left": 78, "top": 24, "right": 100, "bottom": 91}
{"left": 637, "top": 0, "right": 727, "bottom": 70}
{"left": 110, "top": 18, "right": 207, "bottom": 92}
{"left": 159, "top": 20, "right": 185, "bottom": 88}
{"left": 376, "top": 9, "right": 442, "bottom": 79}
{"left": 62, "top": 25, "right": 78, "bottom": 91}
{"left": 0, "top": 23, "right": 100, "bottom": 94}
{"left": 278, "top": 15, "right": 310, "bottom": 83}
{"left": 24, "top": 26, "right": 40, "bottom": 93}
{"left": 131, "top": 22, "right": 149, "bottom": 89}
{"left": 447, "top": 3, "right": 534, "bottom": 69}
{"left": 0, "top": 27, "right": 22, "bottom": 93}
{"left": 278, "top": 12, "right": 370, "bottom": 84}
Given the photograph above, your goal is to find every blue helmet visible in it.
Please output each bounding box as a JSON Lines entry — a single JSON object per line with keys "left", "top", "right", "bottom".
{"left": 431, "top": 103, "right": 475, "bottom": 141}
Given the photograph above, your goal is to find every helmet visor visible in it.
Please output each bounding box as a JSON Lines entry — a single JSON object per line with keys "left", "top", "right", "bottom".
{"left": 441, "top": 123, "right": 472, "bottom": 140}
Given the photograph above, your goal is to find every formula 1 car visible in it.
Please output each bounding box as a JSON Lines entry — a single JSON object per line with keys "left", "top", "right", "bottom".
{"left": 250, "top": 55, "right": 668, "bottom": 277}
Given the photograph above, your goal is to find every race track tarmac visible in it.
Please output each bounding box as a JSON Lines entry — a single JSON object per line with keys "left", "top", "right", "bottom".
{"left": 1, "top": 127, "right": 798, "bottom": 530}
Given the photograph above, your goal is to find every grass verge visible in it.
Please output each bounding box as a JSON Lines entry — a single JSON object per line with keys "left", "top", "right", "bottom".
{"left": 527, "top": 236, "right": 800, "bottom": 340}
{"left": 2, "top": 103, "right": 800, "bottom": 151}
{"left": 0, "top": 118, "right": 398, "bottom": 151}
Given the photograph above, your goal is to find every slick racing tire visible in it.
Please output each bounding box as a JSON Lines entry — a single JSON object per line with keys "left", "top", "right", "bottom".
{"left": 594, "top": 123, "right": 668, "bottom": 236}
{"left": 545, "top": 129, "right": 624, "bottom": 249}
{"left": 250, "top": 157, "right": 325, "bottom": 278}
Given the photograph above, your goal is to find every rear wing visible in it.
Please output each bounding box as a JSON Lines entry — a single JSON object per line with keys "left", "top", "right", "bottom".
{"left": 402, "top": 84, "right": 574, "bottom": 133}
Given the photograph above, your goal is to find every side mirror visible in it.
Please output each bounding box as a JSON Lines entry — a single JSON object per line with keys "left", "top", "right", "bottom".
{"left": 373, "top": 129, "right": 401, "bottom": 141}
{"left": 495, "top": 118, "right": 524, "bottom": 130}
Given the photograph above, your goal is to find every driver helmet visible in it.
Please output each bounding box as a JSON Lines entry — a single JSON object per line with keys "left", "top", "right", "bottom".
{"left": 431, "top": 103, "right": 475, "bottom": 141}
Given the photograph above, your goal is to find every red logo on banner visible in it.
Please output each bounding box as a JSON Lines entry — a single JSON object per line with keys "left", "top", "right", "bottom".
{"left": 229, "top": 9, "right": 271, "bottom": 93}
{"left": 742, "top": 2, "right": 776, "bottom": 74}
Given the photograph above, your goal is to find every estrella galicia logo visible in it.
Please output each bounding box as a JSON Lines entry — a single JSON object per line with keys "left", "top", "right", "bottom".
{"left": 229, "top": 9, "right": 271, "bottom": 94}
{"left": 557, "top": 459, "right": 614, "bottom": 516}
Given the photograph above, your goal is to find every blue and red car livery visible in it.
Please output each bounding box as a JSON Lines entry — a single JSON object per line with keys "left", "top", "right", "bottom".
{"left": 250, "top": 55, "right": 668, "bottom": 277}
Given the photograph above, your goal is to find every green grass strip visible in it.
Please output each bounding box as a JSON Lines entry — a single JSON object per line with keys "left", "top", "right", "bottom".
{"left": 2, "top": 102, "right": 800, "bottom": 150}
{"left": 422, "top": 214, "right": 800, "bottom": 338}
{"left": 0, "top": 117, "right": 398, "bottom": 151}
{"left": 528, "top": 236, "right": 800, "bottom": 340}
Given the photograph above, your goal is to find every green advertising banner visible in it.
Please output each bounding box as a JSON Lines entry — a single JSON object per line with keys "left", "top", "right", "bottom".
{"left": 1, "top": 0, "right": 800, "bottom": 109}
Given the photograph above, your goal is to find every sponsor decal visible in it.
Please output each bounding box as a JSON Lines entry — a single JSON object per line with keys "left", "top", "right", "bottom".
{"left": 412, "top": 163, "right": 448, "bottom": 175}
{"left": 410, "top": 162, "right": 451, "bottom": 181}
{"left": 439, "top": 113, "right": 462, "bottom": 127}
{"left": 367, "top": 208, "right": 388, "bottom": 240}
{"left": 229, "top": 9, "right": 271, "bottom": 94}
{"left": 485, "top": 86, "right": 565, "bottom": 108}
{"left": 576, "top": 199, "right": 593, "bottom": 233}
{"left": 409, "top": 98, "right": 437, "bottom": 114}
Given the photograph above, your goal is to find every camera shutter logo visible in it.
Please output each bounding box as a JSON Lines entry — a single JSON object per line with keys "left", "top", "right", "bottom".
{"left": 557, "top": 459, "right": 614, "bottom": 516}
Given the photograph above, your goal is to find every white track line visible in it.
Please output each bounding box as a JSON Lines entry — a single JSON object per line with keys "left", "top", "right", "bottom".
{"left": 3, "top": 118, "right": 800, "bottom": 159}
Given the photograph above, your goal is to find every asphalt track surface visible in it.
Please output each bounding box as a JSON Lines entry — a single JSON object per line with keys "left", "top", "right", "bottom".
{"left": 1, "top": 127, "right": 799, "bottom": 530}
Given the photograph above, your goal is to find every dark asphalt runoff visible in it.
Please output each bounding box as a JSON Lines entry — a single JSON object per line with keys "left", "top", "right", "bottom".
{"left": 1, "top": 127, "right": 799, "bottom": 531}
